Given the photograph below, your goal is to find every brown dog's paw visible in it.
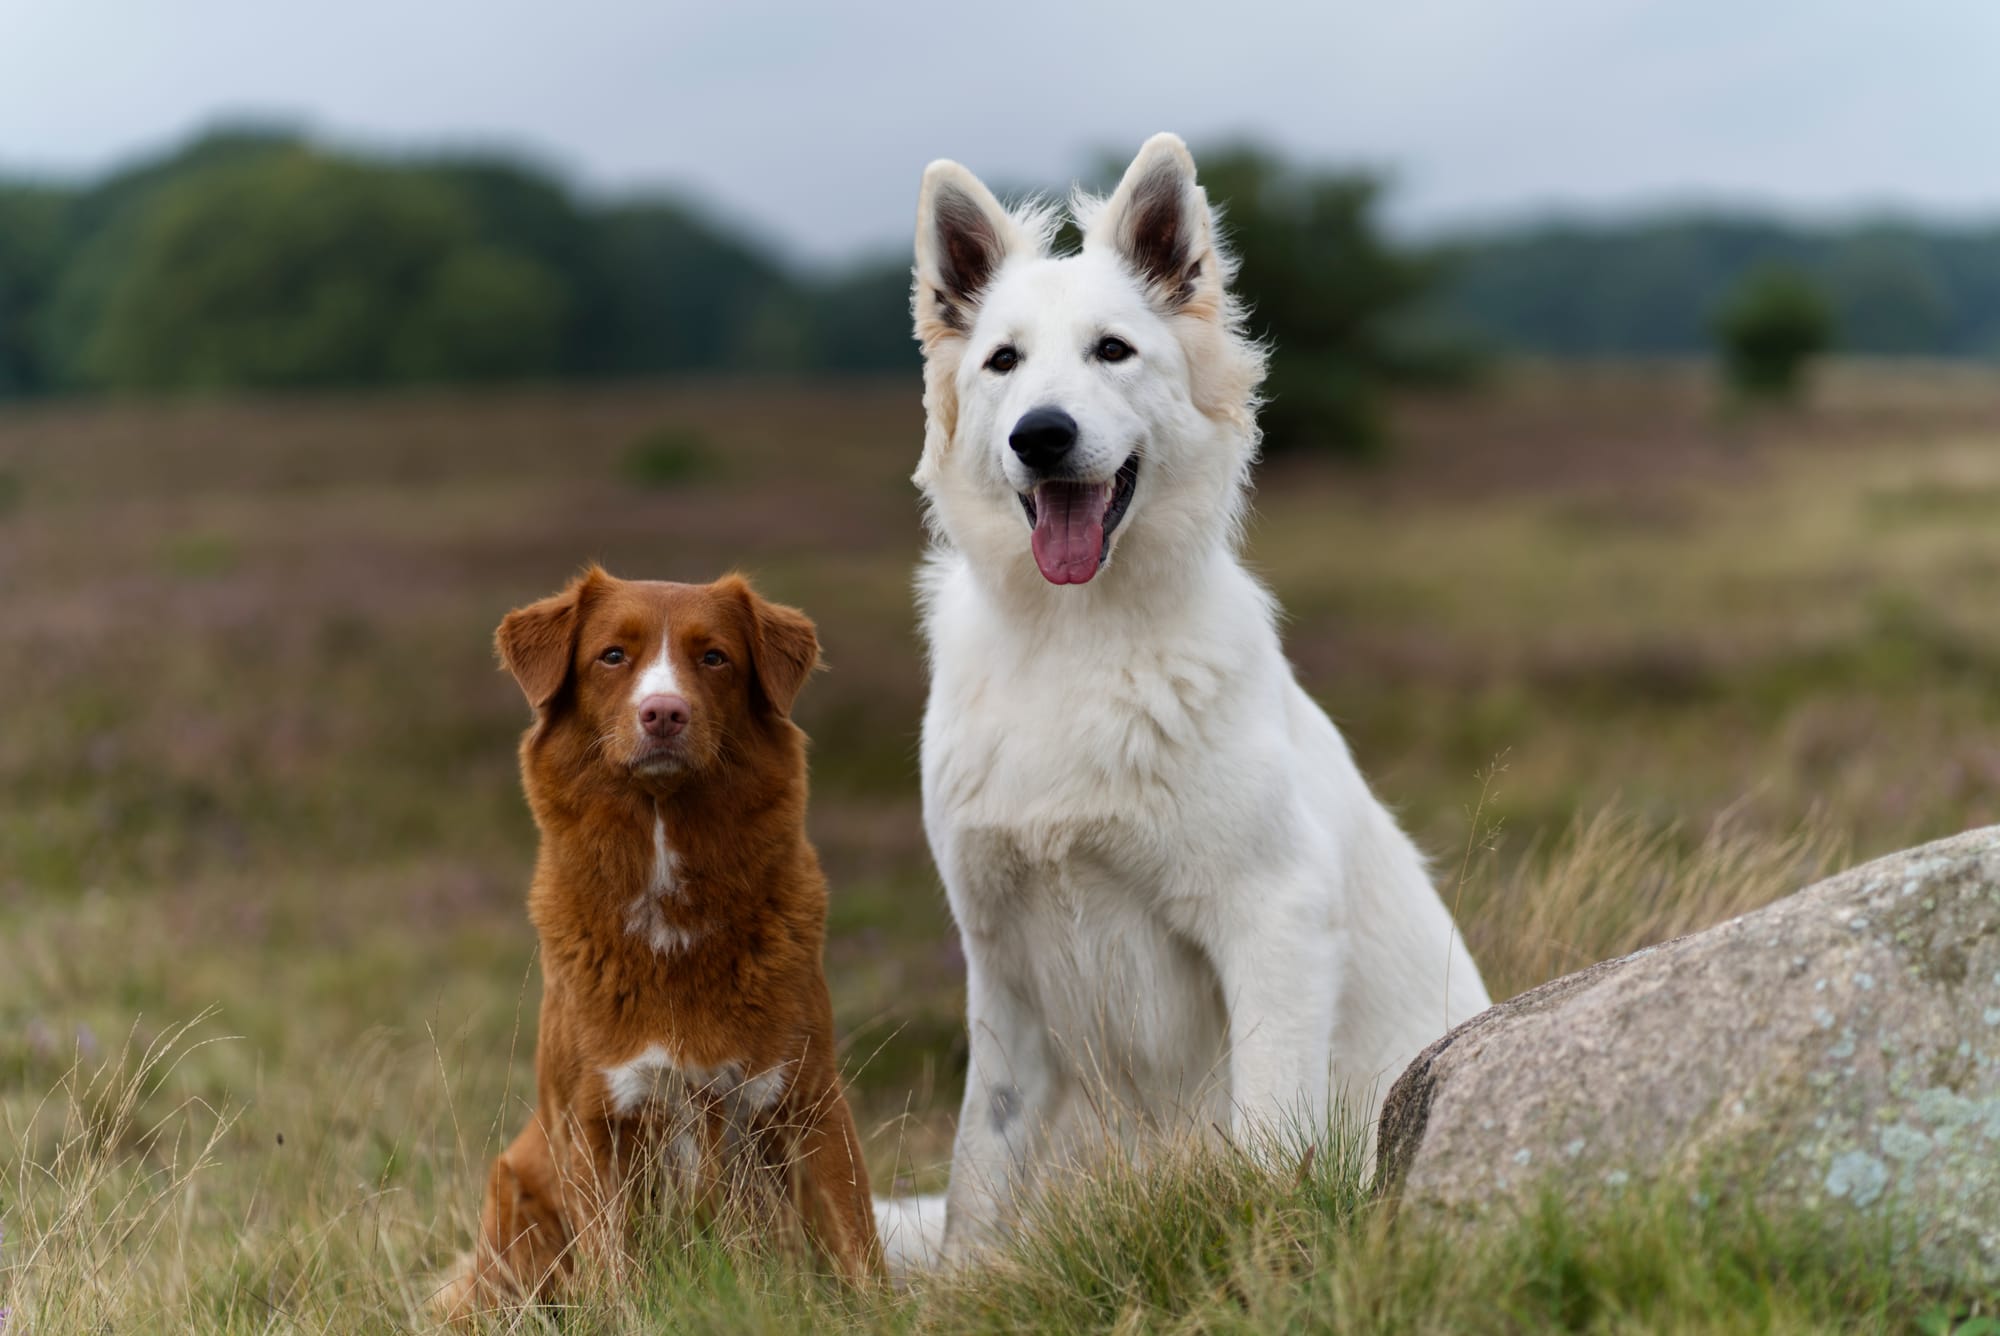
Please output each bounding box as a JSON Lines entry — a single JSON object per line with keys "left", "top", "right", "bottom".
{"left": 426, "top": 1251, "right": 480, "bottom": 1326}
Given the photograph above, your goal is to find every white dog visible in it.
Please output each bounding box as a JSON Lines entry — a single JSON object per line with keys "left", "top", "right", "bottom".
{"left": 877, "top": 133, "right": 1489, "bottom": 1268}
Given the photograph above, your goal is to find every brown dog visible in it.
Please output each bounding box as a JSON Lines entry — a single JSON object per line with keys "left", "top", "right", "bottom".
{"left": 438, "top": 568, "right": 881, "bottom": 1318}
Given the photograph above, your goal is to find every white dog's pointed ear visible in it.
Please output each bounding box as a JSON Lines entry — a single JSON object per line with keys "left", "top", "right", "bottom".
{"left": 1085, "top": 133, "right": 1222, "bottom": 318}
{"left": 913, "top": 161, "right": 1027, "bottom": 347}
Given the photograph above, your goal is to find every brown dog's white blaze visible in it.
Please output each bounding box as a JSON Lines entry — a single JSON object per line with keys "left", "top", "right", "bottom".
{"left": 440, "top": 569, "right": 879, "bottom": 1319}
{"left": 492, "top": 567, "right": 821, "bottom": 785}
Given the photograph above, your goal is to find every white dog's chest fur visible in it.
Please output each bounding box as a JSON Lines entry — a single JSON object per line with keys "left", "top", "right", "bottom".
{"left": 927, "top": 590, "right": 1282, "bottom": 914}
{"left": 923, "top": 563, "right": 1309, "bottom": 1117}
{"left": 920, "top": 548, "right": 1486, "bottom": 1143}
{"left": 947, "top": 818, "right": 1231, "bottom": 1107}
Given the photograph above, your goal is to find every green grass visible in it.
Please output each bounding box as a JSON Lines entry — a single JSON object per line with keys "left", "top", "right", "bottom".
{"left": 4, "top": 365, "right": 2000, "bottom": 1329}
{"left": 6, "top": 1045, "right": 1986, "bottom": 1332}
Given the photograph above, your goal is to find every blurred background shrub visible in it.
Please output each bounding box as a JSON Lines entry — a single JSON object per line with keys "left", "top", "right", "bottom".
{"left": 1712, "top": 268, "right": 1835, "bottom": 402}
{"left": 620, "top": 424, "right": 718, "bottom": 489}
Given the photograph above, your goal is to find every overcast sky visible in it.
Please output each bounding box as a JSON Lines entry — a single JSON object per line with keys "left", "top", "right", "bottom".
{"left": 4, "top": 0, "right": 1994, "bottom": 265}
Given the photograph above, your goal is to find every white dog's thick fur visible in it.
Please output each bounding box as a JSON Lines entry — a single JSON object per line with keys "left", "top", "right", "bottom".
{"left": 876, "top": 134, "right": 1489, "bottom": 1269}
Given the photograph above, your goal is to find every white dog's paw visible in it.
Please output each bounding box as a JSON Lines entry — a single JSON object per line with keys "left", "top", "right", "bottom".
{"left": 872, "top": 1192, "right": 949, "bottom": 1280}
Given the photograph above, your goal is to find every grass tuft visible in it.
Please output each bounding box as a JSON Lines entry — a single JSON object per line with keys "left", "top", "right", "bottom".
{"left": 1463, "top": 801, "right": 1848, "bottom": 999}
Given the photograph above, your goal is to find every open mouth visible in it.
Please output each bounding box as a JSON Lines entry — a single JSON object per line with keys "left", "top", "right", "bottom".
{"left": 1017, "top": 454, "right": 1139, "bottom": 586}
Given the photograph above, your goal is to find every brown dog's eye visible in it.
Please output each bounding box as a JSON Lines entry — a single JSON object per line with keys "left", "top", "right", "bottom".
{"left": 599, "top": 647, "right": 626, "bottom": 666}
{"left": 1095, "top": 336, "right": 1134, "bottom": 363}
{"left": 701, "top": 649, "right": 728, "bottom": 668}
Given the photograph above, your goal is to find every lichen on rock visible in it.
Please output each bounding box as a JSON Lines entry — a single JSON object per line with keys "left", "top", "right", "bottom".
{"left": 1377, "top": 826, "right": 2000, "bottom": 1283}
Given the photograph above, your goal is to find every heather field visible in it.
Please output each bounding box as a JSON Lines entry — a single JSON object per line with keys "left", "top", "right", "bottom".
{"left": 4, "top": 364, "right": 1999, "bottom": 1330}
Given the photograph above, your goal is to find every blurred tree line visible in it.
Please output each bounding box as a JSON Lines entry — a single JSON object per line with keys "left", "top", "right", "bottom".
{"left": 0, "top": 128, "right": 1478, "bottom": 452}
{"left": 0, "top": 128, "right": 916, "bottom": 397}
{"left": 0, "top": 128, "right": 1994, "bottom": 450}
{"left": 1444, "top": 214, "right": 2000, "bottom": 359}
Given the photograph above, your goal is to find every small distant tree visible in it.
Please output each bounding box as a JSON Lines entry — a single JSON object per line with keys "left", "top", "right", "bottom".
{"left": 1712, "top": 269, "right": 1834, "bottom": 402}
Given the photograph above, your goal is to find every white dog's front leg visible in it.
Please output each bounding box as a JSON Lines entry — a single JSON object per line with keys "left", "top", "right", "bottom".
{"left": 1210, "top": 896, "right": 1340, "bottom": 1152}
{"left": 942, "top": 960, "right": 1062, "bottom": 1261}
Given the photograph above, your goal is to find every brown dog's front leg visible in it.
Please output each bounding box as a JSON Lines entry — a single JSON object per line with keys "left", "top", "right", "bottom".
{"left": 443, "top": 1118, "right": 574, "bottom": 1321}
{"left": 556, "top": 1113, "right": 641, "bottom": 1293}
{"left": 782, "top": 1071, "right": 885, "bottom": 1281}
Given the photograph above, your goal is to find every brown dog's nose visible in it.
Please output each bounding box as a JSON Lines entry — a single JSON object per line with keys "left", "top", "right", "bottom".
{"left": 639, "top": 694, "right": 690, "bottom": 739}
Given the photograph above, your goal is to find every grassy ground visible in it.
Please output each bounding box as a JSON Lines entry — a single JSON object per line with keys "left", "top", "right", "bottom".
{"left": 3, "top": 364, "right": 1999, "bottom": 1330}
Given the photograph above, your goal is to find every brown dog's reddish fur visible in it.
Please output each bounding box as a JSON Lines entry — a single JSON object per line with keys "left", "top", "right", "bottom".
{"left": 438, "top": 568, "right": 880, "bottom": 1318}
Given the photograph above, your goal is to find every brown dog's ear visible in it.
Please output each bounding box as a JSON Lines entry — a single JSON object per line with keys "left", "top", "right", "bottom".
{"left": 724, "top": 575, "right": 820, "bottom": 718}
{"left": 496, "top": 568, "right": 603, "bottom": 710}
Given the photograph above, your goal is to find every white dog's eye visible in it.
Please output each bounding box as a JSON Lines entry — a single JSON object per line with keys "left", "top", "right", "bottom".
{"left": 984, "top": 344, "right": 1020, "bottom": 374}
{"left": 1094, "top": 336, "right": 1134, "bottom": 363}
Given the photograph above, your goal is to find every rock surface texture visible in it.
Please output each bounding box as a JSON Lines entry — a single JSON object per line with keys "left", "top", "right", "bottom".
{"left": 1378, "top": 826, "right": 2000, "bottom": 1280}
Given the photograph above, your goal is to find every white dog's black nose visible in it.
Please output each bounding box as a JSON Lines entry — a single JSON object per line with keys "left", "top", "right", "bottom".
{"left": 1009, "top": 406, "right": 1077, "bottom": 472}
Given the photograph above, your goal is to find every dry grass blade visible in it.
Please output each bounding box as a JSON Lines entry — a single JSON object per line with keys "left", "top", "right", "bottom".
{"left": 1464, "top": 802, "right": 1849, "bottom": 1001}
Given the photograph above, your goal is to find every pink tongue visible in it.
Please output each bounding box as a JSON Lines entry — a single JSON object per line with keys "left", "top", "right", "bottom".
{"left": 1030, "top": 481, "right": 1111, "bottom": 585}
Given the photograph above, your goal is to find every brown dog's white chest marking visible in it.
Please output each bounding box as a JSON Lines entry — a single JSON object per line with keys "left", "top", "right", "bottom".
{"left": 600, "top": 1045, "right": 793, "bottom": 1119}
{"left": 622, "top": 815, "right": 698, "bottom": 954}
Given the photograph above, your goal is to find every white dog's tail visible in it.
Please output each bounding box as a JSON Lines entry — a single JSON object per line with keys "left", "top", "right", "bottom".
{"left": 873, "top": 1193, "right": 948, "bottom": 1277}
